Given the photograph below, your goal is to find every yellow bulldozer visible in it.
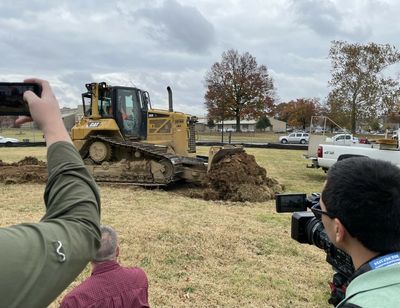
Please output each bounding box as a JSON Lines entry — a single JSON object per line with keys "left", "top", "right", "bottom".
{"left": 71, "top": 82, "right": 243, "bottom": 185}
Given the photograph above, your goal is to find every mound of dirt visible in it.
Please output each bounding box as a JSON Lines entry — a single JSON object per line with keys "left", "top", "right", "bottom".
{"left": 15, "top": 156, "right": 46, "bottom": 166}
{"left": 172, "top": 151, "right": 284, "bottom": 202}
{"left": 202, "top": 151, "right": 284, "bottom": 202}
{"left": 0, "top": 157, "right": 48, "bottom": 184}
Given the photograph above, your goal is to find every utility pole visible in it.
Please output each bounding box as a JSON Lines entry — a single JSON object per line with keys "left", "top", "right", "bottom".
{"left": 221, "top": 101, "right": 225, "bottom": 144}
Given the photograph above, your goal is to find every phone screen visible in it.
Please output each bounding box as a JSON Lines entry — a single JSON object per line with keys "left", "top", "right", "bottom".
{"left": 0, "top": 82, "right": 41, "bottom": 116}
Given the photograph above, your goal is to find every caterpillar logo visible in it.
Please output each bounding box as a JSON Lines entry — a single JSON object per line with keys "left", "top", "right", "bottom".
{"left": 88, "top": 122, "right": 101, "bottom": 128}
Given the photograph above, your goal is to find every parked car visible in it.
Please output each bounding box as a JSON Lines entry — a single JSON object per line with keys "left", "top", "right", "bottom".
{"left": 279, "top": 132, "right": 309, "bottom": 144}
{"left": 326, "top": 134, "right": 359, "bottom": 145}
{"left": 314, "top": 128, "right": 328, "bottom": 133}
{"left": 359, "top": 137, "right": 371, "bottom": 144}
{"left": 0, "top": 136, "right": 20, "bottom": 144}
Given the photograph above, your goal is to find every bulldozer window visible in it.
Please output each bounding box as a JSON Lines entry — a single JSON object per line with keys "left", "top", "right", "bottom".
{"left": 117, "top": 90, "right": 141, "bottom": 137}
{"left": 100, "top": 98, "right": 112, "bottom": 117}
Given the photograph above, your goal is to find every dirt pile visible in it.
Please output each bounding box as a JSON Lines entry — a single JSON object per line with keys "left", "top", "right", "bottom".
{"left": 201, "top": 151, "right": 284, "bottom": 202}
{"left": 174, "top": 151, "right": 284, "bottom": 202}
{"left": 0, "top": 157, "right": 47, "bottom": 184}
{"left": 16, "top": 156, "right": 46, "bottom": 166}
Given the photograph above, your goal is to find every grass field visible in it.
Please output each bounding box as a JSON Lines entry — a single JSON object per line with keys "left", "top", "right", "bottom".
{"left": 0, "top": 127, "right": 45, "bottom": 142}
{"left": 197, "top": 131, "right": 375, "bottom": 144}
{"left": 0, "top": 146, "right": 332, "bottom": 307}
{"left": 197, "top": 131, "right": 281, "bottom": 143}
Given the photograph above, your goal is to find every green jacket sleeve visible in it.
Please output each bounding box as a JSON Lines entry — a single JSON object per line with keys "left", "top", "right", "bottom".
{"left": 0, "top": 142, "right": 101, "bottom": 308}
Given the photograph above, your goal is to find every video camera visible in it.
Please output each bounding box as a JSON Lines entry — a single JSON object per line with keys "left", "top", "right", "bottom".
{"left": 276, "top": 193, "right": 354, "bottom": 306}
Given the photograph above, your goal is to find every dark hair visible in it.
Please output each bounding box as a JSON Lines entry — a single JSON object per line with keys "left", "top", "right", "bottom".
{"left": 93, "top": 225, "right": 118, "bottom": 262}
{"left": 322, "top": 157, "right": 400, "bottom": 252}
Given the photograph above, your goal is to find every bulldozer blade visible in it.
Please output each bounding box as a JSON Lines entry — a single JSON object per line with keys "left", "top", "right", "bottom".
{"left": 207, "top": 145, "right": 244, "bottom": 172}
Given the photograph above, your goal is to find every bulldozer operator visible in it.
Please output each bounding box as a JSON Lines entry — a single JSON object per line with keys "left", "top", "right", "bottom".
{"left": 117, "top": 93, "right": 140, "bottom": 136}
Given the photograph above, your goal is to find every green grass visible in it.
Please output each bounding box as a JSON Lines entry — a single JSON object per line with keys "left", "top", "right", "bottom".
{"left": 197, "top": 131, "right": 280, "bottom": 143}
{"left": 0, "top": 146, "right": 332, "bottom": 307}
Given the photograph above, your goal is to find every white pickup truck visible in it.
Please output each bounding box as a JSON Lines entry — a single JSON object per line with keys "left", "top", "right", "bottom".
{"left": 327, "top": 133, "right": 359, "bottom": 145}
{"left": 314, "top": 139, "right": 399, "bottom": 171}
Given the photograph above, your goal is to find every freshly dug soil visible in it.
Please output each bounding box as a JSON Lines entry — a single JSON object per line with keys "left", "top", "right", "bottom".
{"left": 191, "top": 151, "right": 283, "bottom": 202}
{"left": 0, "top": 152, "right": 284, "bottom": 202}
{"left": 15, "top": 156, "right": 46, "bottom": 166}
{"left": 0, "top": 157, "right": 48, "bottom": 184}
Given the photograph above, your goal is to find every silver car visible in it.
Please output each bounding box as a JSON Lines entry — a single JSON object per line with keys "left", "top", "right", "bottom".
{"left": 0, "top": 136, "right": 20, "bottom": 145}
{"left": 279, "top": 132, "right": 309, "bottom": 144}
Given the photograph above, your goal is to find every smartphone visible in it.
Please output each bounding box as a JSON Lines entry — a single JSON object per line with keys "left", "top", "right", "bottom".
{"left": 0, "top": 82, "right": 42, "bottom": 116}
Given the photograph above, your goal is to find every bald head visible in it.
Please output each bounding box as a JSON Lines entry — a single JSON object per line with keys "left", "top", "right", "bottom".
{"left": 93, "top": 225, "right": 118, "bottom": 262}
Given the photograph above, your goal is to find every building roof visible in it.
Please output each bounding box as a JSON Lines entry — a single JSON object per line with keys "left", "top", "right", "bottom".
{"left": 215, "top": 119, "right": 256, "bottom": 125}
{"left": 196, "top": 117, "right": 208, "bottom": 124}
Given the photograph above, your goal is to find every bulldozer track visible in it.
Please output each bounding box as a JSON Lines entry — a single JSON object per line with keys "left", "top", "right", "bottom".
{"left": 85, "top": 136, "right": 185, "bottom": 185}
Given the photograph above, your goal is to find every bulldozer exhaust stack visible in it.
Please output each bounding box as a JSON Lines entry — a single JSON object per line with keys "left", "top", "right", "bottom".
{"left": 167, "top": 86, "right": 173, "bottom": 112}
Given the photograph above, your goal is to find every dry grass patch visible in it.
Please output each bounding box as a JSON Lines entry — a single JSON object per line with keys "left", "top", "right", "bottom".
{"left": 0, "top": 127, "right": 45, "bottom": 142}
{"left": 0, "top": 147, "right": 47, "bottom": 162}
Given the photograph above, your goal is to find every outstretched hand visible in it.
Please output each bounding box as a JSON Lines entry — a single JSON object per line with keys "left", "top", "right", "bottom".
{"left": 16, "top": 78, "right": 72, "bottom": 146}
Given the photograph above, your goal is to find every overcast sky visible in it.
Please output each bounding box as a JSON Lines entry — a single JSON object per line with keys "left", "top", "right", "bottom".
{"left": 1, "top": 0, "right": 399, "bottom": 116}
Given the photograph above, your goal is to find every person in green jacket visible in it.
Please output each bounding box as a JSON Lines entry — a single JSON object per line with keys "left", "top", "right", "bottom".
{"left": 318, "top": 157, "right": 400, "bottom": 307}
{"left": 0, "top": 78, "right": 101, "bottom": 308}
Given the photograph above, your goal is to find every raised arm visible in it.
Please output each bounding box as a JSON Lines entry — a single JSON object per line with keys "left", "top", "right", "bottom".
{"left": 0, "top": 78, "right": 101, "bottom": 308}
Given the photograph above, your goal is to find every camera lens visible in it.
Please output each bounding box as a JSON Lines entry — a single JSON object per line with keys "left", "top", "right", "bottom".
{"left": 306, "top": 218, "right": 329, "bottom": 249}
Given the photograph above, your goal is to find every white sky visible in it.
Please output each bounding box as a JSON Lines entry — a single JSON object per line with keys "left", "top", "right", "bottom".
{"left": 1, "top": 0, "right": 399, "bottom": 116}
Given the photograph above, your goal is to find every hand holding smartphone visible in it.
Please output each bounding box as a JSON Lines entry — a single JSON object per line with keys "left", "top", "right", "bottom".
{"left": 0, "top": 82, "right": 42, "bottom": 116}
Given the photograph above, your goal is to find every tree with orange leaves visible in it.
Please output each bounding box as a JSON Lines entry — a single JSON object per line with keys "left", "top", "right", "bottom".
{"left": 275, "top": 98, "right": 323, "bottom": 130}
{"left": 204, "top": 49, "right": 275, "bottom": 132}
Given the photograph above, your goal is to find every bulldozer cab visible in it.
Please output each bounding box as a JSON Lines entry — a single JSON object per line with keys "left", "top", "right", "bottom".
{"left": 82, "top": 83, "right": 149, "bottom": 140}
{"left": 113, "top": 87, "right": 147, "bottom": 139}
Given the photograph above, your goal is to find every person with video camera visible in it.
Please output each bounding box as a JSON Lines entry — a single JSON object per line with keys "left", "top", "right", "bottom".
{"left": 316, "top": 157, "right": 400, "bottom": 307}
{"left": 0, "top": 78, "right": 101, "bottom": 307}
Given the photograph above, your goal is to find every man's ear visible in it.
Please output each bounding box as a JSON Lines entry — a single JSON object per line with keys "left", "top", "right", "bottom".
{"left": 116, "top": 246, "right": 120, "bottom": 258}
{"left": 333, "top": 218, "right": 348, "bottom": 244}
